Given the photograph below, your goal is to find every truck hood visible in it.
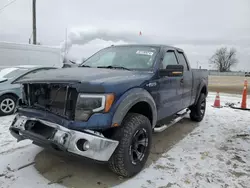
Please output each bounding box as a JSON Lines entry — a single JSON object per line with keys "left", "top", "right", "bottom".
{"left": 15, "top": 67, "right": 154, "bottom": 93}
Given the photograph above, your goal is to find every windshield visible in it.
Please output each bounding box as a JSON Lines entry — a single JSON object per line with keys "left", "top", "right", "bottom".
{"left": 0, "top": 68, "right": 29, "bottom": 79}
{"left": 80, "top": 46, "right": 159, "bottom": 70}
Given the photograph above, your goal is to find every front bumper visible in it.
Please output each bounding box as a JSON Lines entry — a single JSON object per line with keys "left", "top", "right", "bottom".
{"left": 9, "top": 115, "right": 119, "bottom": 162}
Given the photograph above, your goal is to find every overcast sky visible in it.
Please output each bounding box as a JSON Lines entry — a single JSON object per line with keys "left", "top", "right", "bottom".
{"left": 0, "top": 0, "right": 250, "bottom": 70}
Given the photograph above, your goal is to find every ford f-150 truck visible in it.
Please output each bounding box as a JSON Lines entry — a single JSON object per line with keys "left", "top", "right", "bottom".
{"left": 9, "top": 44, "right": 208, "bottom": 177}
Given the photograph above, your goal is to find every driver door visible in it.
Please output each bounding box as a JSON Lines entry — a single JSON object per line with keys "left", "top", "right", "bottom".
{"left": 157, "top": 50, "right": 183, "bottom": 120}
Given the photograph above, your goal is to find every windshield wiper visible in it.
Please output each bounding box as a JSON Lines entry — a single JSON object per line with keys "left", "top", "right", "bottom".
{"left": 79, "top": 65, "right": 91, "bottom": 68}
{"left": 97, "top": 66, "right": 130, "bottom": 71}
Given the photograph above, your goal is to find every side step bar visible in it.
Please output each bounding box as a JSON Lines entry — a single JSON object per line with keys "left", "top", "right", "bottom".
{"left": 154, "top": 108, "right": 190, "bottom": 133}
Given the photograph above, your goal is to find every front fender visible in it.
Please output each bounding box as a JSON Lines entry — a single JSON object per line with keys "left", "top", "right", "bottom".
{"left": 0, "top": 88, "right": 21, "bottom": 98}
{"left": 112, "top": 88, "right": 157, "bottom": 128}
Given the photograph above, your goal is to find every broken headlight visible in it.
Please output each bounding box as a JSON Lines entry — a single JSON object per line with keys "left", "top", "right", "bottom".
{"left": 75, "top": 93, "right": 114, "bottom": 121}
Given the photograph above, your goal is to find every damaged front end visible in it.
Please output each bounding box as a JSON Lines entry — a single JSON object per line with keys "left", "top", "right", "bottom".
{"left": 9, "top": 115, "right": 118, "bottom": 161}
{"left": 9, "top": 82, "right": 118, "bottom": 161}
{"left": 20, "top": 83, "right": 78, "bottom": 120}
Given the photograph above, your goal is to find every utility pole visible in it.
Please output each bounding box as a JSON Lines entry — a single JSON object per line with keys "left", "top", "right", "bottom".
{"left": 32, "top": 0, "right": 37, "bottom": 44}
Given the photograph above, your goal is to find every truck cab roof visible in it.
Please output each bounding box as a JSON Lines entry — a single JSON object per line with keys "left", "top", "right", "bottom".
{"left": 109, "top": 44, "right": 184, "bottom": 52}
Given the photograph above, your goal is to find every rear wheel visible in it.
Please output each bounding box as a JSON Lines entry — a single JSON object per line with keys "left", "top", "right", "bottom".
{"left": 0, "top": 95, "right": 17, "bottom": 116}
{"left": 190, "top": 93, "right": 206, "bottom": 122}
{"left": 108, "top": 113, "right": 152, "bottom": 177}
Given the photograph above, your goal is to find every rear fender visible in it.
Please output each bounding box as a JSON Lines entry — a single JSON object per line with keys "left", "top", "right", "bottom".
{"left": 194, "top": 81, "right": 207, "bottom": 104}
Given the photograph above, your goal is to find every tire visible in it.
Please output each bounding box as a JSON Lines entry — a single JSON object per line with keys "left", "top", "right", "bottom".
{"left": 190, "top": 93, "right": 206, "bottom": 122}
{"left": 0, "top": 95, "right": 18, "bottom": 116}
{"left": 108, "top": 113, "right": 152, "bottom": 177}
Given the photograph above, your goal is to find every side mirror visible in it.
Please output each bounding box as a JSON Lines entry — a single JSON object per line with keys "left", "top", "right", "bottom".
{"left": 159, "top": 65, "right": 184, "bottom": 77}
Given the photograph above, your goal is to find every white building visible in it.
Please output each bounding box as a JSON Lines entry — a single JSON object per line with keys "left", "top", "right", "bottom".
{"left": 0, "top": 42, "right": 63, "bottom": 68}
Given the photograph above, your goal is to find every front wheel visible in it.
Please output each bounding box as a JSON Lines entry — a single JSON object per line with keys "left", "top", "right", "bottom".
{"left": 108, "top": 113, "right": 152, "bottom": 177}
{"left": 0, "top": 95, "right": 17, "bottom": 116}
{"left": 189, "top": 93, "right": 206, "bottom": 122}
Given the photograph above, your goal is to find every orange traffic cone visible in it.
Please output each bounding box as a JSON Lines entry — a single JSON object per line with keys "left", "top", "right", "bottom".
{"left": 241, "top": 79, "right": 248, "bottom": 109}
{"left": 213, "top": 92, "right": 222, "bottom": 108}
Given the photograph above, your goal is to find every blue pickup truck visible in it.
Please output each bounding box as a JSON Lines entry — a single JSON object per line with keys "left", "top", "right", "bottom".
{"left": 9, "top": 44, "right": 208, "bottom": 177}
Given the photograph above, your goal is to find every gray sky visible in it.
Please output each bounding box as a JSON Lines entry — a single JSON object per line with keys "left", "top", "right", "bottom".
{"left": 0, "top": 0, "right": 250, "bottom": 70}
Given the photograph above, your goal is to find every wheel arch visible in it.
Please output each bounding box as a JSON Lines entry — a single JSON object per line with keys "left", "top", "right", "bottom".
{"left": 127, "top": 101, "right": 153, "bottom": 125}
{"left": 200, "top": 86, "right": 208, "bottom": 96}
{"left": 0, "top": 92, "right": 19, "bottom": 100}
{"left": 194, "top": 83, "right": 208, "bottom": 105}
{"left": 112, "top": 88, "right": 157, "bottom": 128}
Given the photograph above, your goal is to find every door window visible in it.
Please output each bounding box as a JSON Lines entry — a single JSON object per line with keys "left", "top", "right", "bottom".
{"left": 161, "top": 51, "right": 178, "bottom": 69}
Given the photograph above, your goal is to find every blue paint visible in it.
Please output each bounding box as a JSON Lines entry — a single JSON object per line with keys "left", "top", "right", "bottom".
{"left": 16, "top": 45, "right": 208, "bottom": 131}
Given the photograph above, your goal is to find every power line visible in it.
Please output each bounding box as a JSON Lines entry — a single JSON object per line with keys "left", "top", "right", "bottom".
{"left": 0, "top": 0, "right": 18, "bottom": 13}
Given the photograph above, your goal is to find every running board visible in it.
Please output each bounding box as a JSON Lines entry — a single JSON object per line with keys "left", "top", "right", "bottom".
{"left": 154, "top": 109, "right": 190, "bottom": 133}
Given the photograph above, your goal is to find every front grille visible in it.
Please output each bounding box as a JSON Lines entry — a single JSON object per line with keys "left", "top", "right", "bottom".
{"left": 22, "top": 83, "right": 78, "bottom": 119}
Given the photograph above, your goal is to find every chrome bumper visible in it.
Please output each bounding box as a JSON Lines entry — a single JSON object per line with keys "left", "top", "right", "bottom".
{"left": 9, "top": 115, "right": 119, "bottom": 161}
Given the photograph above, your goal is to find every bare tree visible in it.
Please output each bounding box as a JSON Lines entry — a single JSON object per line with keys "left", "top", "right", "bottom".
{"left": 209, "top": 47, "right": 238, "bottom": 72}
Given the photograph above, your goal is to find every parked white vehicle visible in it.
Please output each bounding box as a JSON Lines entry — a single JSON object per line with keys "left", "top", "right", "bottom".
{"left": 0, "top": 42, "right": 63, "bottom": 68}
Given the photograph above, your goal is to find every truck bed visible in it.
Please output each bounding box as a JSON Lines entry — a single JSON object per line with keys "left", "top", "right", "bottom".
{"left": 191, "top": 69, "right": 208, "bottom": 105}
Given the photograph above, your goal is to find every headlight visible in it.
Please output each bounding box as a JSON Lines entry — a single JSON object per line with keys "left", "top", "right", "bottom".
{"left": 75, "top": 93, "right": 115, "bottom": 121}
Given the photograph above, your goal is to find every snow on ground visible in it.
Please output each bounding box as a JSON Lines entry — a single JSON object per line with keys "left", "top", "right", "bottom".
{"left": 119, "top": 94, "right": 250, "bottom": 188}
{"left": 0, "top": 115, "right": 31, "bottom": 155}
{"left": 0, "top": 93, "right": 250, "bottom": 188}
